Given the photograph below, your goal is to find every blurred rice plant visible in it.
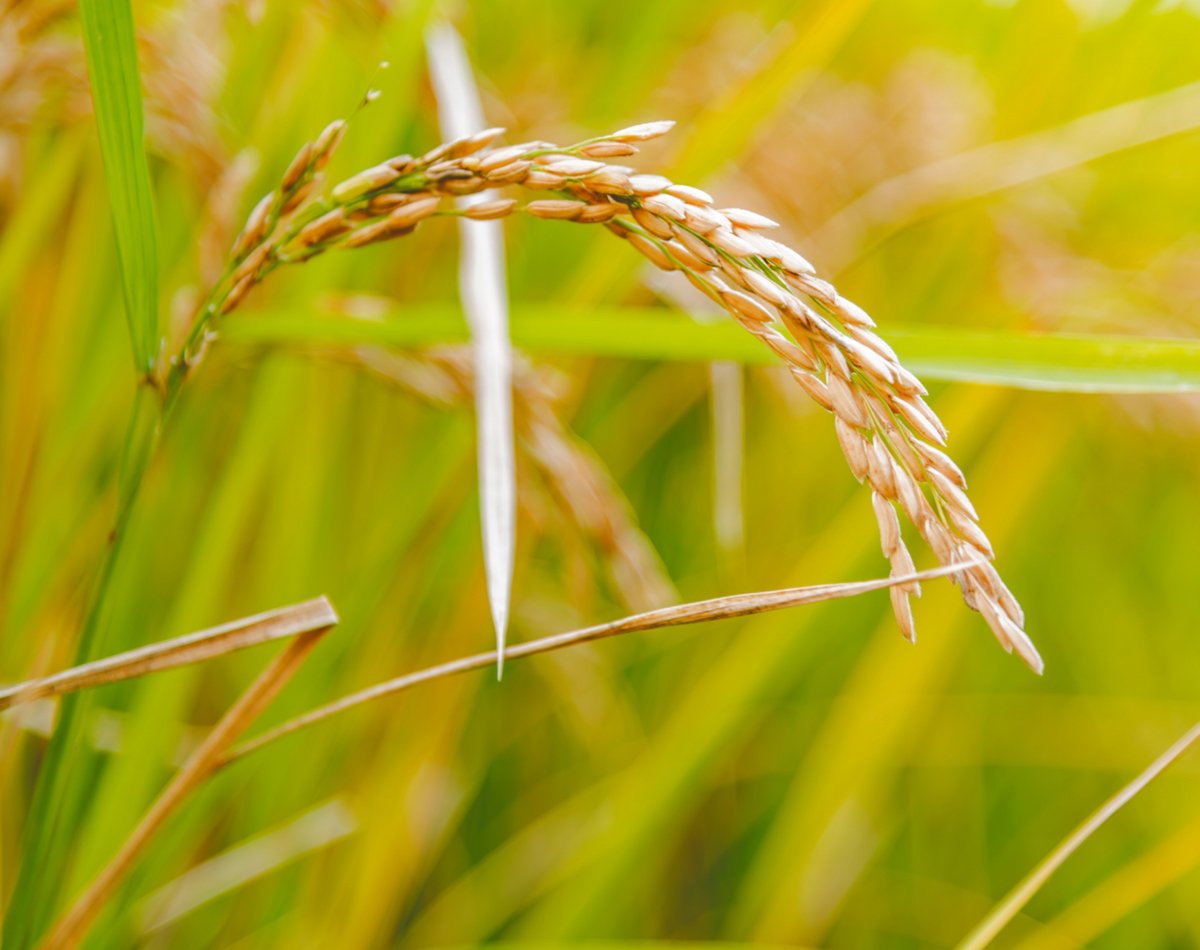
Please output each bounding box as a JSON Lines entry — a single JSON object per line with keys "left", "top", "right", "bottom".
{"left": 3, "top": 0, "right": 1200, "bottom": 947}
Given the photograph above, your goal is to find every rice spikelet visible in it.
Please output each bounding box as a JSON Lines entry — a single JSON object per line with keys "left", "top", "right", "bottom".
{"left": 172, "top": 116, "right": 1040, "bottom": 673}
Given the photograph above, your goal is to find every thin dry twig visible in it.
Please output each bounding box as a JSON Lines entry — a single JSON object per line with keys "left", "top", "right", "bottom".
{"left": 0, "top": 597, "right": 336, "bottom": 712}
{"left": 957, "top": 719, "right": 1200, "bottom": 950}
{"left": 38, "top": 623, "right": 335, "bottom": 950}
{"left": 221, "top": 561, "right": 982, "bottom": 768}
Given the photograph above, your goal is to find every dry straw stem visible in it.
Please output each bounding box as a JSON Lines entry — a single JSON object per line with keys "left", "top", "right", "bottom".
{"left": 958, "top": 719, "right": 1200, "bottom": 950}
{"left": 39, "top": 630, "right": 333, "bottom": 950}
{"left": 181, "top": 116, "right": 1039, "bottom": 670}
{"left": 0, "top": 597, "right": 336, "bottom": 712}
{"left": 222, "top": 560, "right": 981, "bottom": 768}
{"left": 28, "top": 600, "right": 338, "bottom": 950}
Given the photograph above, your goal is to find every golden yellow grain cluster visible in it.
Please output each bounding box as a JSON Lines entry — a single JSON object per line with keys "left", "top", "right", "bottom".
{"left": 181, "top": 117, "right": 1039, "bottom": 671}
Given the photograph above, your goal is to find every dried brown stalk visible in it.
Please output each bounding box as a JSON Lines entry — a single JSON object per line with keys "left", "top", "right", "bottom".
{"left": 0, "top": 597, "right": 336, "bottom": 713}
{"left": 38, "top": 616, "right": 336, "bottom": 950}
{"left": 176, "top": 117, "right": 1038, "bottom": 670}
{"left": 221, "top": 560, "right": 983, "bottom": 768}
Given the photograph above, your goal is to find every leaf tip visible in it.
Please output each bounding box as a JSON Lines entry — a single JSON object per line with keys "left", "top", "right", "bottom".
{"left": 493, "top": 604, "right": 508, "bottom": 680}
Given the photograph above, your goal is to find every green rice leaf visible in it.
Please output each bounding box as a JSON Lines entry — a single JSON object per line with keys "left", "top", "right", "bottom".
{"left": 886, "top": 326, "right": 1200, "bottom": 393}
{"left": 78, "top": 0, "right": 159, "bottom": 373}
{"left": 225, "top": 306, "right": 1200, "bottom": 394}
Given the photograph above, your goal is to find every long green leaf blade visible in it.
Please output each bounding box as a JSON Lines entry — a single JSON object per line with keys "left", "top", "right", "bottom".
{"left": 224, "top": 306, "right": 1200, "bottom": 394}
{"left": 78, "top": 0, "right": 159, "bottom": 372}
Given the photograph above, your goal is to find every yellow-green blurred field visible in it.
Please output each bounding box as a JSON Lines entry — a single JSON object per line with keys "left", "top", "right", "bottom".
{"left": 4, "top": 0, "right": 1200, "bottom": 947}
